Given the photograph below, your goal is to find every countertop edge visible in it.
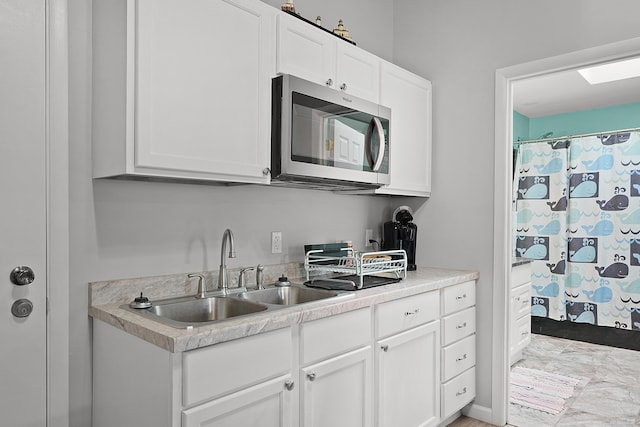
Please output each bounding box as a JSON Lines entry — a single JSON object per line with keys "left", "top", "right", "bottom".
{"left": 90, "top": 267, "right": 479, "bottom": 352}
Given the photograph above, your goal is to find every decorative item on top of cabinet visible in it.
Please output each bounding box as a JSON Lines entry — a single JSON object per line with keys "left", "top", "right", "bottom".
{"left": 281, "top": 0, "right": 295, "bottom": 13}
{"left": 332, "top": 19, "right": 353, "bottom": 42}
{"left": 92, "top": 0, "right": 276, "bottom": 185}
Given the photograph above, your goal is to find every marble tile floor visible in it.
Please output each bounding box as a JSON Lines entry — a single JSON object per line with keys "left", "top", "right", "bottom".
{"left": 449, "top": 333, "right": 640, "bottom": 427}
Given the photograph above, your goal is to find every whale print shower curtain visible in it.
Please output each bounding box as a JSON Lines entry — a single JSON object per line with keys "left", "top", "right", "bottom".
{"left": 514, "top": 130, "right": 640, "bottom": 330}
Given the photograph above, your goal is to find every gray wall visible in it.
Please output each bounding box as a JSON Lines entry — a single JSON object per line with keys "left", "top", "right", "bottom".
{"left": 69, "top": 1, "right": 393, "bottom": 425}
{"left": 392, "top": 0, "right": 640, "bottom": 413}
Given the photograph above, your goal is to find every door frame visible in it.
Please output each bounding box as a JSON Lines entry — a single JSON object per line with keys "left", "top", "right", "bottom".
{"left": 47, "top": 0, "right": 69, "bottom": 425}
{"left": 492, "top": 36, "right": 640, "bottom": 426}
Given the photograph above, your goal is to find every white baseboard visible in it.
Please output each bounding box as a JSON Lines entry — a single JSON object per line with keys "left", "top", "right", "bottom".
{"left": 463, "top": 403, "right": 497, "bottom": 425}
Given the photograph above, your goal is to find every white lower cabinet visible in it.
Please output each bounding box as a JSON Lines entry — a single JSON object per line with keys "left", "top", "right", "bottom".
{"left": 439, "top": 281, "right": 477, "bottom": 421}
{"left": 182, "top": 374, "right": 293, "bottom": 427}
{"left": 510, "top": 262, "right": 532, "bottom": 364}
{"left": 301, "top": 347, "right": 372, "bottom": 427}
{"left": 93, "top": 281, "right": 478, "bottom": 427}
{"left": 376, "top": 322, "right": 440, "bottom": 427}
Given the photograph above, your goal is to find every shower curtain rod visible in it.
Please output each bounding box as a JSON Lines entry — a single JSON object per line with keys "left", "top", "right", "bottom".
{"left": 513, "top": 126, "right": 640, "bottom": 147}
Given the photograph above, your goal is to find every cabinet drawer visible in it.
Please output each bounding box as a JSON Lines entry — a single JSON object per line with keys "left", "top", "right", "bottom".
{"left": 442, "top": 307, "right": 476, "bottom": 346}
{"left": 441, "top": 367, "right": 475, "bottom": 419}
{"left": 513, "top": 313, "right": 531, "bottom": 352}
{"left": 375, "top": 291, "right": 439, "bottom": 338}
{"left": 183, "top": 328, "right": 292, "bottom": 407}
{"left": 301, "top": 307, "right": 371, "bottom": 365}
{"left": 442, "top": 281, "right": 475, "bottom": 315}
{"left": 442, "top": 334, "right": 476, "bottom": 382}
{"left": 512, "top": 282, "right": 531, "bottom": 319}
{"left": 512, "top": 262, "right": 532, "bottom": 288}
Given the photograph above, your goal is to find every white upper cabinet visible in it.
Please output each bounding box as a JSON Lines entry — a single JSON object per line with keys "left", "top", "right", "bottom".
{"left": 276, "top": 12, "right": 380, "bottom": 102}
{"left": 376, "top": 61, "right": 433, "bottom": 197}
{"left": 92, "top": 0, "right": 276, "bottom": 184}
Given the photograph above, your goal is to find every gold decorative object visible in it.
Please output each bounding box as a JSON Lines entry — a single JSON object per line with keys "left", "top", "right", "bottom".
{"left": 281, "top": 0, "right": 295, "bottom": 13}
{"left": 332, "top": 19, "right": 352, "bottom": 41}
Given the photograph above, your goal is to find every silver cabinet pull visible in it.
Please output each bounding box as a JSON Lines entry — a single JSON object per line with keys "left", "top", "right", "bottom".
{"left": 284, "top": 380, "right": 294, "bottom": 391}
{"left": 326, "top": 78, "right": 333, "bottom": 87}
{"left": 307, "top": 372, "right": 316, "bottom": 381}
{"left": 456, "top": 387, "right": 467, "bottom": 396}
{"left": 404, "top": 309, "right": 419, "bottom": 316}
{"left": 456, "top": 354, "right": 467, "bottom": 362}
{"left": 340, "top": 83, "right": 347, "bottom": 91}
{"left": 456, "top": 294, "right": 467, "bottom": 301}
{"left": 381, "top": 345, "right": 389, "bottom": 352}
{"left": 456, "top": 322, "right": 467, "bottom": 330}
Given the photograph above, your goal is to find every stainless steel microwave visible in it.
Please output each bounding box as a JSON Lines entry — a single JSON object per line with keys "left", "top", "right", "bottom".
{"left": 271, "top": 74, "right": 391, "bottom": 190}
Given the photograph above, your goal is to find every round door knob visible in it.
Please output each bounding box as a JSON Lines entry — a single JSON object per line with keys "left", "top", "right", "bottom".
{"left": 307, "top": 372, "right": 316, "bottom": 381}
{"left": 326, "top": 78, "right": 333, "bottom": 87}
{"left": 284, "top": 380, "right": 294, "bottom": 391}
{"left": 340, "top": 83, "right": 347, "bottom": 91}
{"left": 12, "top": 299, "right": 33, "bottom": 318}
{"left": 10, "top": 266, "right": 35, "bottom": 286}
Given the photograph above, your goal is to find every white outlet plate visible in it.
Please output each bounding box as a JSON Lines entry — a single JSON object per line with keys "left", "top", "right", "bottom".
{"left": 271, "top": 231, "right": 282, "bottom": 254}
{"left": 365, "top": 229, "right": 373, "bottom": 247}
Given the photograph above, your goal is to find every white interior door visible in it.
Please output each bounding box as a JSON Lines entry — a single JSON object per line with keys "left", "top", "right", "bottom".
{"left": 333, "top": 119, "right": 365, "bottom": 168}
{"left": 0, "top": 0, "right": 48, "bottom": 425}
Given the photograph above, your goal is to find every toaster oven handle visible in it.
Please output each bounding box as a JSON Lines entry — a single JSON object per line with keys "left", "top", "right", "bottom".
{"left": 365, "top": 117, "right": 386, "bottom": 172}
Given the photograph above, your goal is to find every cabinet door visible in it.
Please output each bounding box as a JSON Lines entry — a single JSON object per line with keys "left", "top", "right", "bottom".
{"left": 336, "top": 42, "right": 380, "bottom": 101}
{"left": 276, "top": 12, "right": 336, "bottom": 89}
{"left": 301, "top": 347, "right": 372, "bottom": 427}
{"left": 377, "top": 61, "right": 432, "bottom": 196}
{"left": 182, "top": 375, "right": 293, "bottom": 427}
{"left": 377, "top": 322, "right": 440, "bottom": 427}
{"left": 134, "top": 0, "right": 275, "bottom": 183}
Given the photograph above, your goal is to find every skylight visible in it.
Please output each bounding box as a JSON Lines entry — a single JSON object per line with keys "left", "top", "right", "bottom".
{"left": 578, "top": 57, "right": 640, "bottom": 85}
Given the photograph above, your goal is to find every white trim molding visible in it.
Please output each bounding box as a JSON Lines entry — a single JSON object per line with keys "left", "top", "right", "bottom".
{"left": 46, "top": 0, "right": 70, "bottom": 425}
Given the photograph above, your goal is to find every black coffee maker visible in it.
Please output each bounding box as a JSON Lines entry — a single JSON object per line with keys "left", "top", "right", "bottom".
{"left": 382, "top": 206, "right": 417, "bottom": 271}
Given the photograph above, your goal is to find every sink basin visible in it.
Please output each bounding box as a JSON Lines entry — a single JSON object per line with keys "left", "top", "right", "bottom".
{"left": 130, "top": 296, "right": 268, "bottom": 328}
{"left": 236, "top": 286, "right": 346, "bottom": 306}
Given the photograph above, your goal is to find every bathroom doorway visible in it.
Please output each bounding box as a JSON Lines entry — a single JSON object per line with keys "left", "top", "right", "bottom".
{"left": 494, "top": 37, "right": 640, "bottom": 426}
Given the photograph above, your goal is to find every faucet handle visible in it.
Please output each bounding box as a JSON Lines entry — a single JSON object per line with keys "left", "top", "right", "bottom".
{"left": 256, "top": 264, "right": 265, "bottom": 290}
{"left": 239, "top": 267, "right": 255, "bottom": 288}
{"left": 188, "top": 273, "right": 207, "bottom": 299}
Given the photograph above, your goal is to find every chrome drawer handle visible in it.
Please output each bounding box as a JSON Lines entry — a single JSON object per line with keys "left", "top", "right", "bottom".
{"left": 456, "top": 353, "right": 467, "bottom": 362}
{"left": 456, "top": 294, "right": 467, "bottom": 301}
{"left": 456, "top": 387, "right": 467, "bottom": 396}
{"left": 326, "top": 78, "right": 333, "bottom": 86}
{"left": 307, "top": 372, "right": 316, "bottom": 381}
{"left": 404, "top": 309, "right": 419, "bottom": 316}
{"left": 456, "top": 322, "right": 467, "bottom": 330}
{"left": 521, "top": 331, "right": 529, "bottom": 336}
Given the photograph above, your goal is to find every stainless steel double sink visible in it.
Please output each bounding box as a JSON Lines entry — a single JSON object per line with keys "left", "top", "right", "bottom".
{"left": 123, "top": 286, "right": 352, "bottom": 329}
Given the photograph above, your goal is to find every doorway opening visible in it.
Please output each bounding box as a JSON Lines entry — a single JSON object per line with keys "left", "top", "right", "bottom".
{"left": 494, "top": 37, "right": 640, "bottom": 426}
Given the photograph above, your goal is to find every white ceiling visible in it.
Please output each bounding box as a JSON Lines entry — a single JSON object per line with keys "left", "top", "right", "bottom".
{"left": 512, "top": 57, "right": 640, "bottom": 118}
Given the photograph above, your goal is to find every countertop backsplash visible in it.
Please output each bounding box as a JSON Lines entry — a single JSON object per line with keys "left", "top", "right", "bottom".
{"left": 89, "top": 262, "right": 307, "bottom": 307}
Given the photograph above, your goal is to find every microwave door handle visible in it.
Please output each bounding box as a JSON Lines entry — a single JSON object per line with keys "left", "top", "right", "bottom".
{"left": 366, "top": 117, "right": 386, "bottom": 172}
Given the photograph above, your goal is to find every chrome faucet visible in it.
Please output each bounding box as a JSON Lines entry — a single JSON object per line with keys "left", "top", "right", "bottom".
{"left": 218, "top": 229, "right": 236, "bottom": 295}
{"left": 256, "top": 264, "right": 265, "bottom": 290}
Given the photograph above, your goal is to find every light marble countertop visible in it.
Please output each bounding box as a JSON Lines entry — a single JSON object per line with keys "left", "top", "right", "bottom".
{"left": 89, "top": 266, "right": 479, "bottom": 353}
